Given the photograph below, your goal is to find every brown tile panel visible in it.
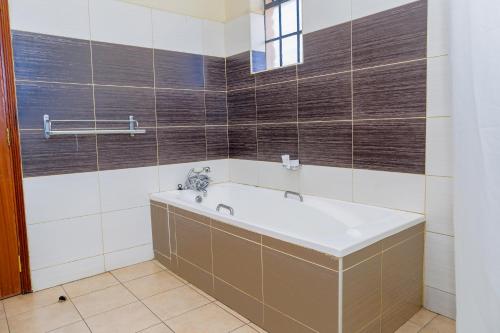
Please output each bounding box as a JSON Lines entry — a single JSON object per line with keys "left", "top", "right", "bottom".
{"left": 212, "top": 229, "right": 262, "bottom": 300}
{"left": 175, "top": 214, "right": 212, "bottom": 272}
{"left": 169, "top": 212, "right": 177, "bottom": 256}
{"left": 255, "top": 65, "right": 297, "bottom": 86}
{"left": 150, "top": 204, "right": 170, "bottom": 258}
{"left": 206, "top": 126, "right": 229, "bottom": 160}
{"left": 382, "top": 223, "right": 425, "bottom": 250}
{"left": 154, "top": 49, "right": 204, "bottom": 89}
{"left": 94, "top": 86, "right": 156, "bottom": 128}
{"left": 226, "top": 52, "right": 255, "bottom": 90}
{"left": 177, "top": 257, "right": 214, "bottom": 296}
{"left": 256, "top": 81, "right": 298, "bottom": 124}
{"left": 172, "top": 206, "right": 210, "bottom": 225}
{"left": 343, "top": 255, "right": 382, "bottom": 333}
{"left": 262, "top": 247, "right": 338, "bottom": 333}
{"left": 211, "top": 220, "right": 261, "bottom": 243}
{"left": 298, "top": 122, "right": 353, "bottom": 168}
{"left": 157, "top": 127, "right": 207, "bottom": 165}
{"left": 228, "top": 125, "right": 257, "bottom": 160}
{"left": 381, "top": 233, "right": 424, "bottom": 333}
{"left": 352, "top": 0, "right": 427, "bottom": 69}
{"left": 343, "top": 241, "right": 383, "bottom": 270}
{"left": 205, "top": 92, "right": 227, "bottom": 126}
{"left": 16, "top": 82, "right": 94, "bottom": 130}
{"left": 204, "top": 56, "right": 226, "bottom": 91}
{"left": 262, "top": 306, "right": 316, "bottom": 333}
{"left": 12, "top": 30, "right": 92, "bottom": 84}
{"left": 298, "top": 73, "right": 352, "bottom": 122}
{"left": 150, "top": 200, "right": 168, "bottom": 209}
{"left": 96, "top": 131, "right": 158, "bottom": 171}
{"left": 155, "top": 251, "right": 174, "bottom": 272}
{"left": 92, "top": 41, "right": 154, "bottom": 87}
{"left": 20, "top": 130, "right": 98, "bottom": 177}
{"left": 353, "top": 118, "right": 426, "bottom": 174}
{"left": 262, "top": 235, "right": 338, "bottom": 271}
{"left": 227, "top": 88, "right": 256, "bottom": 125}
{"left": 257, "top": 124, "right": 298, "bottom": 162}
{"left": 214, "top": 278, "right": 263, "bottom": 326}
{"left": 298, "top": 23, "right": 351, "bottom": 79}
{"left": 156, "top": 89, "right": 205, "bottom": 127}
{"left": 358, "top": 317, "right": 382, "bottom": 333}
{"left": 353, "top": 60, "right": 427, "bottom": 119}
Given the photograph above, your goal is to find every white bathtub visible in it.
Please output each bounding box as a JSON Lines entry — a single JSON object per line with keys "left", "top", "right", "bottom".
{"left": 150, "top": 182, "right": 424, "bottom": 257}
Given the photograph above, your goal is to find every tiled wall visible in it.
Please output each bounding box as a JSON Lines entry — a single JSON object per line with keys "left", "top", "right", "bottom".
{"left": 11, "top": 0, "right": 229, "bottom": 290}
{"left": 225, "top": 0, "right": 455, "bottom": 319}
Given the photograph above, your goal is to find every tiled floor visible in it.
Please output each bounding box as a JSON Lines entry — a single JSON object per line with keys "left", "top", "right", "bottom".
{"left": 0, "top": 260, "right": 455, "bottom": 333}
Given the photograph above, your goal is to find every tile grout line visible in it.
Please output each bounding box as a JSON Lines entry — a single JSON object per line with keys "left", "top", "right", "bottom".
{"left": 59, "top": 284, "right": 93, "bottom": 333}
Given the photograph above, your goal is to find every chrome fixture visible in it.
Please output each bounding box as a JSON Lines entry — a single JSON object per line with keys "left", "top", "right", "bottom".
{"left": 216, "top": 203, "right": 234, "bottom": 216}
{"left": 281, "top": 154, "right": 301, "bottom": 171}
{"left": 284, "top": 190, "right": 303, "bottom": 202}
{"left": 183, "top": 167, "right": 211, "bottom": 194}
{"left": 195, "top": 195, "right": 203, "bottom": 203}
{"left": 43, "top": 114, "right": 146, "bottom": 139}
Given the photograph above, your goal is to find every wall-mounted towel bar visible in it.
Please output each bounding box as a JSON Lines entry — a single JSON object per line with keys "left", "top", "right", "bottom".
{"left": 43, "top": 114, "right": 146, "bottom": 139}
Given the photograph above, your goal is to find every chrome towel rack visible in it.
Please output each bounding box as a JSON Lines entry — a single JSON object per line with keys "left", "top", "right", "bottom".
{"left": 43, "top": 114, "right": 146, "bottom": 139}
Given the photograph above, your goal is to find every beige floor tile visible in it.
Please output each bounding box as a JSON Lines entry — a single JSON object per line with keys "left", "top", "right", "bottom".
{"left": 152, "top": 260, "right": 167, "bottom": 270}
{"left": 409, "top": 308, "right": 438, "bottom": 327}
{"left": 189, "top": 284, "right": 215, "bottom": 301}
{"left": 112, "top": 261, "right": 163, "bottom": 282}
{"left": 63, "top": 273, "right": 119, "bottom": 298}
{"left": 420, "top": 315, "right": 456, "bottom": 333}
{"left": 395, "top": 321, "right": 421, "bottom": 333}
{"left": 85, "top": 301, "right": 160, "bottom": 333}
{"left": 49, "top": 321, "right": 90, "bottom": 333}
{"left": 0, "top": 302, "right": 5, "bottom": 320}
{"left": 232, "top": 325, "right": 260, "bottom": 333}
{"left": 124, "top": 271, "right": 184, "bottom": 299}
{"left": 138, "top": 323, "right": 174, "bottom": 333}
{"left": 165, "top": 303, "right": 244, "bottom": 333}
{"left": 215, "top": 301, "right": 251, "bottom": 324}
{"left": 248, "top": 323, "right": 268, "bottom": 333}
{"left": 3, "top": 286, "right": 67, "bottom": 317}
{"left": 8, "top": 301, "right": 81, "bottom": 333}
{"left": 72, "top": 284, "right": 136, "bottom": 318}
{"left": 0, "top": 318, "right": 8, "bottom": 333}
{"left": 142, "top": 285, "right": 211, "bottom": 320}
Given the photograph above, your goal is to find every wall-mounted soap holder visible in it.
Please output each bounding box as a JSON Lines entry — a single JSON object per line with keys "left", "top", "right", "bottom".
{"left": 282, "top": 155, "right": 301, "bottom": 171}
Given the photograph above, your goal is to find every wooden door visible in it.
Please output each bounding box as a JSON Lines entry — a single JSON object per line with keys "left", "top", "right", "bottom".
{"left": 0, "top": 0, "right": 30, "bottom": 298}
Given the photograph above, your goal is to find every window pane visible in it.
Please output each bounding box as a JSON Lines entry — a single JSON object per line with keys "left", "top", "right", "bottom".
{"left": 281, "top": 0, "right": 298, "bottom": 36}
{"left": 298, "top": 0, "right": 302, "bottom": 31}
{"left": 265, "top": 7, "right": 280, "bottom": 40}
{"left": 266, "top": 40, "right": 280, "bottom": 69}
{"left": 282, "top": 35, "right": 298, "bottom": 66}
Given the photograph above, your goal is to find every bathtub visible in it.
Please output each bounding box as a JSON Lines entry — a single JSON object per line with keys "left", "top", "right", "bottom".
{"left": 150, "top": 182, "right": 424, "bottom": 257}
{"left": 150, "top": 182, "right": 425, "bottom": 333}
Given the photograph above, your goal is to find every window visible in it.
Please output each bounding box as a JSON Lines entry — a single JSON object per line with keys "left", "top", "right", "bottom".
{"left": 264, "top": 0, "right": 302, "bottom": 69}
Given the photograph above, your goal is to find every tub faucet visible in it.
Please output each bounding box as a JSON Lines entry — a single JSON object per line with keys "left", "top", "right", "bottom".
{"left": 182, "top": 167, "right": 211, "bottom": 194}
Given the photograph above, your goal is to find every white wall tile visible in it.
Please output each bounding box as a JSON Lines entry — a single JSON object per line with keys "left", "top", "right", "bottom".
{"left": 203, "top": 20, "right": 226, "bottom": 57}
{"left": 104, "top": 244, "right": 154, "bottom": 271}
{"left": 303, "top": 0, "right": 351, "bottom": 34}
{"left": 352, "top": 0, "right": 418, "bottom": 20}
{"left": 102, "top": 206, "right": 152, "bottom": 253}
{"left": 99, "top": 166, "right": 159, "bottom": 212}
{"left": 23, "top": 172, "right": 101, "bottom": 224}
{"left": 89, "top": 0, "right": 153, "bottom": 48}
{"left": 427, "top": 56, "right": 451, "bottom": 117}
{"left": 159, "top": 160, "right": 229, "bottom": 191}
{"left": 353, "top": 169, "right": 425, "bottom": 213}
{"left": 228, "top": 159, "right": 260, "bottom": 186}
{"left": 425, "top": 232, "right": 456, "bottom": 294}
{"left": 257, "top": 162, "right": 300, "bottom": 192}
{"left": 424, "top": 286, "right": 456, "bottom": 319}
{"left": 152, "top": 9, "right": 203, "bottom": 54}
{"left": 225, "top": 15, "right": 251, "bottom": 57}
{"left": 31, "top": 256, "right": 105, "bottom": 292}
{"left": 28, "top": 215, "right": 103, "bottom": 270}
{"left": 427, "top": 0, "right": 449, "bottom": 57}
{"left": 10, "top": 0, "right": 90, "bottom": 40}
{"left": 426, "top": 117, "right": 453, "bottom": 177}
{"left": 300, "top": 165, "right": 353, "bottom": 201}
{"left": 426, "top": 176, "right": 454, "bottom": 236}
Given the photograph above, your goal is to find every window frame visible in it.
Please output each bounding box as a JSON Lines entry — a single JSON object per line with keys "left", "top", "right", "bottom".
{"left": 264, "top": 0, "right": 302, "bottom": 67}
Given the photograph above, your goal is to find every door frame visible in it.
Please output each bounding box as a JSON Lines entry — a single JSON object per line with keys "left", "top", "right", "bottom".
{"left": 0, "top": 0, "right": 32, "bottom": 294}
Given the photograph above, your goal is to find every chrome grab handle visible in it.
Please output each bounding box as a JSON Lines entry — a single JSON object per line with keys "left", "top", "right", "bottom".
{"left": 284, "top": 191, "right": 303, "bottom": 202}
{"left": 216, "top": 204, "right": 234, "bottom": 216}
